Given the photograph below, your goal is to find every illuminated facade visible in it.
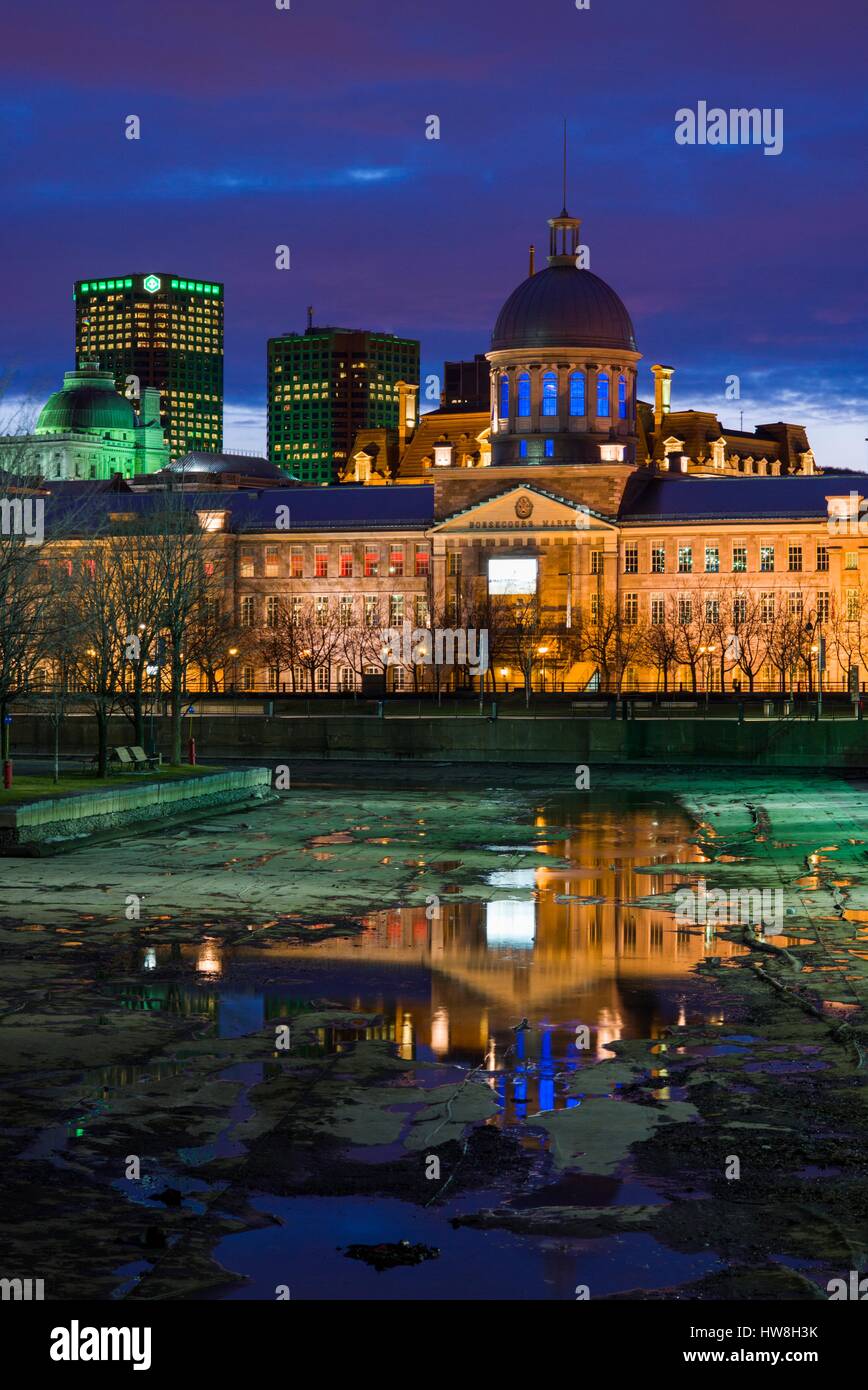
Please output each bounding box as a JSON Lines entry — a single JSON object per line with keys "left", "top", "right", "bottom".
{"left": 73, "top": 273, "right": 223, "bottom": 460}
{"left": 268, "top": 324, "right": 420, "bottom": 484}
{"left": 0, "top": 365, "right": 168, "bottom": 480}
{"left": 38, "top": 205, "right": 867, "bottom": 695}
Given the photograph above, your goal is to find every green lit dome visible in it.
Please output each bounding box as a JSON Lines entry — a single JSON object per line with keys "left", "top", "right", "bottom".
{"left": 36, "top": 367, "right": 137, "bottom": 435}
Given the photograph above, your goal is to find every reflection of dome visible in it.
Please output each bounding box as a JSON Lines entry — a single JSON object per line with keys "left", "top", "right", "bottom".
{"left": 36, "top": 368, "right": 136, "bottom": 434}
{"left": 492, "top": 265, "right": 637, "bottom": 353}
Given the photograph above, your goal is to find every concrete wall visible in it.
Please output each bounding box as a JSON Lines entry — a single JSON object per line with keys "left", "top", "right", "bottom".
{"left": 10, "top": 715, "right": 867, "bottom": 770}
{"left": 0, "top": 767, "right": 272, "bottom": 851}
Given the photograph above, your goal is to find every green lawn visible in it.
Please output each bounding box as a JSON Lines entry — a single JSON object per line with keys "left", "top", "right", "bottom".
{"left": 0, "top": 766, "right": 225, "bottom": 805}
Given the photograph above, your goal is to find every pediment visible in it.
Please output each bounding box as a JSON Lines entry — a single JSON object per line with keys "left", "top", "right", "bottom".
{"left": 433, "top": 484, "right": 616, "bottom": 534}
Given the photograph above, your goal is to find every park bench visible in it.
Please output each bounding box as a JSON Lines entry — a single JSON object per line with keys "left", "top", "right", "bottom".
{"left": 129, "top": 745, "right": 161, "bottom": 770}
{"left": 80, "top": 746, "right": 152, "bottom": 774}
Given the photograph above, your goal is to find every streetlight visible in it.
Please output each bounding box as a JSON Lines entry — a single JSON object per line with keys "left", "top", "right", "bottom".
{"left": 805, "top": 616, "right": 824, "bottom": 717}
{"left": 537, "top": 645, "right": 549, "bottom": 693}
{"left": 698, "top": 644, "right": 716, "bottom": 705}
{"left": 228, "top": 646, "right": 239, "bottom": 693}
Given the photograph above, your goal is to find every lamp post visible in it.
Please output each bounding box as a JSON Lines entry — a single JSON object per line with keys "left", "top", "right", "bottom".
{"left": 805, "top": 616, "right": 824, "bottom": 718}
{"left": 228, "top": 646, "right": 239, "bottom": 693}
{"left": 537, "top": 644, "right": 549, "bottom": 694}
{"left": 699, "top": 644, "right": 716, "bottom": 707}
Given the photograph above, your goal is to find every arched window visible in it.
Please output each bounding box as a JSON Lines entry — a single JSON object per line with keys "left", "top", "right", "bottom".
{"left": 596, "top": 371, "right": 610, "bottom": 417}
{"left": 499, "top": 374, "right": 509, "bottom": 418}
{"left": 541, "top": 371, "right": 558, "bottom": 417}
{"left": 517, "top": 372, "right": 531, "bottom": 417}
{"left": 569, "top": 371, "right": 585, "bottom": 416}
{"left": 618, "top": 374, "right": 628, "bottom": 420}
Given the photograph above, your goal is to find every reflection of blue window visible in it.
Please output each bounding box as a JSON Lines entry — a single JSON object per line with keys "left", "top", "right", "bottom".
{"left": 517, "top": 372, "right": 531, "bottom": 417}
{"left": 618, "top": 374, "right": 627, "bottom": 420}
{"left": 569, "top": 371, "right": 585, "bottom": 416}
{"left": 596, "top": 371, "right": 609, "bottom": 416}
{"left": 545, "top": 438, "right": 554, "bottom": 457}
{"left": 541, "top": 371, "right": 558, "bottom": 416}
{"left": 519, "top": 439, "right": 527, "bottom": 458}
{"left": 499, "top": 374, "right": 509, "bottom": 418}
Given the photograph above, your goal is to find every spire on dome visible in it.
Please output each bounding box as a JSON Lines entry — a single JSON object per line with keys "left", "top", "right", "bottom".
{"left": 549, "top": 120, "right": 581, "bottom": 265}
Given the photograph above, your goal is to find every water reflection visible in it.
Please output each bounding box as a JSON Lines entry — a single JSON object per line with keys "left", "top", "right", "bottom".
{"left": 126, "top": 798, "right": 742, "bottom": 1123}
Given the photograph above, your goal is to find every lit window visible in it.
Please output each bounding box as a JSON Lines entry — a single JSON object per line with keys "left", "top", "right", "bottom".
{"left": 541, "top": 372, "right": 558, "bottom": 417}
{"left": 544, "top": 439, "right": 554, "bottom": 458}
{"left": 414, "top": 544, "right": 429, "bottom": 577}
{"left": 788, "top": 544, "right": 803, "bottom": 572}
{"left": 705, "top": 546, "right": 719, "bottom": 573}
{"left": 651, "top": 545, "right": 665, "bottom": 573}
{"left": 569, "top": 371, "right": 585, "bottom": 416}
{"left": 624, "top": 544, "right": 638, "bottom": 574}
{"left": 596, "top": 372, "right": 609, "bottom": 416}
{"left": 499, "top": 374, "right": 509, "bottom": 418}
{"left": 845, "top": 550, "right": 859, "bottom": 570}
{"left": 314, "top": 546, "right": 328, "bottom": 578}
{"left": 732, "top": 545, "right": 747, "bottom": 573}
{"left": 678, "top": 545, "right": 693, "bottom": 574}
{"left": 618, "top": 374, "right": 627, "bottom": 420}
{"left": 517, "top": 373, "right": 531, "bottom": 417}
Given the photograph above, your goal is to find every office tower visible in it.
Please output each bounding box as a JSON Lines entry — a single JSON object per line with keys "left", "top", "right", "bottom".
{"left": 267, "top": 322, "right": 420, "bottom": 484}
{"left": 74, "top": 272, "right": 223, "bottom": 459}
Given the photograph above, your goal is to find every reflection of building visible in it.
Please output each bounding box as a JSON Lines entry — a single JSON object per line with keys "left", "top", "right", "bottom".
{"left": 74, "top": 273, "right": 224, "bottom": 460}
{"left": 0, "top": 365, "right": 168, "bottom": 480}
{"left": 268, "top": 322, "right": 420, "bottom": 484}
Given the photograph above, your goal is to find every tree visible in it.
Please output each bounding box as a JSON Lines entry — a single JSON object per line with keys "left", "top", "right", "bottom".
{"left": 66, "top": 547, "right": 128, "bottom": 776}
{"left": 0, "top": 427, "right": 89, "bottom": 762}
{"left": 147, "top": 492, "right": 223, "bottom": 763}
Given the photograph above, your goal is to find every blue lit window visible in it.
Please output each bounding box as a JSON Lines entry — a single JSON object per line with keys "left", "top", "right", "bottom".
{"left": 544, "top": 439, "right": 554, "bottom": 458}
{"left": 596, "top": 372, "right": 610, "bottom": 416}
{"left": 499, "top": 374, "right": 509, "bottom": 418}
{"left": 517, "top": 372, "right": 531, "bottom": 417}
{"left": 569, "top": 371, "right": 585, "bottom": 416}
{"left": 618, "top": 374, "right": 627, "bottom": 420}
{"left": 519, "top": 440, "right": 528, "bottom": 458}
{"left": 541, "top": 371, "right": 558, "bottom": 417}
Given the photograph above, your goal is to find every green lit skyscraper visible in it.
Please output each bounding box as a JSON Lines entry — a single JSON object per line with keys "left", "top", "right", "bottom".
{"left": 74, "top": 273, "right": 223, "bottom": 460}
{"left": 267, "top": 323, "right": 420, "bottom": 484}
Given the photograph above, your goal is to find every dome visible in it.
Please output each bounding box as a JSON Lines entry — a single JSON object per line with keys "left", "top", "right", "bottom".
{"left": 166, "top": 452, "right": 289, "bottom": 481}
{"left": 36, "top": 368, "right": 137, "bottom": 435}
{"left": 492, "top": 264, "right": 637, "bottom": 353}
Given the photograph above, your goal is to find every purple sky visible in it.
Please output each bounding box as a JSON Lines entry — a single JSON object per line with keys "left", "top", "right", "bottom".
{"left": 1, "top": 0, "right": 866, "bottom": 465}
